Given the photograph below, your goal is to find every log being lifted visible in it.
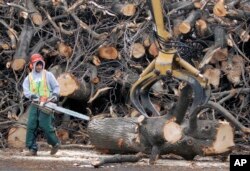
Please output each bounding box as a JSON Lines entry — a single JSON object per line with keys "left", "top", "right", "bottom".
{"left": 88, "top": 115, "right": 234, "bottom": 161}
{"left": 57, "top": 73, "right": 91, "bottom": 100}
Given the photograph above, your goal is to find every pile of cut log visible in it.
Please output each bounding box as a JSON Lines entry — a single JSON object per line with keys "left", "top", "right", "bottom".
{"left": 0, "top": 0, "right": 249, "bottom": 155}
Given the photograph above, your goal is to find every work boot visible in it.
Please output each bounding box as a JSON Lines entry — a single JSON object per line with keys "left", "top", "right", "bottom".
{"left": 25, "top": 149, "right": 37, "bottom": 156}
{"left": 50, "top": 143, "right": 60, "bottom": 155}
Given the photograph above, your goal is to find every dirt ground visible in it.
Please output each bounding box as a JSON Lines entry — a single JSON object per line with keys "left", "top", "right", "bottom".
{"left": 0, "top": 145, "right": 230, "bottom": 171}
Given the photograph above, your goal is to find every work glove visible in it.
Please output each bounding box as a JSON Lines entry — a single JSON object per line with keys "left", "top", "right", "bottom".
{"left": 48, "top": 94, "right": 58, "bottom": 103}
{"left": 30, "top": 94, "right": 40, "bottom": 102}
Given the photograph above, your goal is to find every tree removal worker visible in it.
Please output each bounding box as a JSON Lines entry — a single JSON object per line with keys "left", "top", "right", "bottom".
{"left": 22, "top": 53, "right": 60, "bottom": 156}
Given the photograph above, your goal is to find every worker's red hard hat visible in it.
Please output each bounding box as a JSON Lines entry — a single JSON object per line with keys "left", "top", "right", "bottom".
{"left": 29, "top": 53, "right": 44, "bottom": 69}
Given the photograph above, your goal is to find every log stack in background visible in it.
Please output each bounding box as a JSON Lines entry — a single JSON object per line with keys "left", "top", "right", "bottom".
{"left": 0, "top": 0, "right": 249, "bottom": 153}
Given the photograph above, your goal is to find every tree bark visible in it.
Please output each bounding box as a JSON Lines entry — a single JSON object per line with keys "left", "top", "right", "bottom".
{"left": 11, "top": 22, "right": 34, "bottom": 71}
{"left": 88, "top": 116, "right": 234, "bottom": 160}
{"left": 199, "top": 26, "right": 227, "bottom": 68}
{"left": 57, "top": 42, "right": 73, "bottom": 58}
{"left": 7, "top": 107, "right": 29, "bottom": 148}
{"left": 27, "top": 0, "right": 43, "bottom": 26}
{"left": 195, "top": 19, "right": 212, "bottom": 38}
{"left": 92, "top": 153, "right": 144, "bottom": 167}
{"left": 203, "top": 67, "right": 221, "bottom": 89}
{"left": 57, "top": 73, "right": 91, "bottom": 100}
{"left": 179, "top": 10, "right": 202, "bottom": 34}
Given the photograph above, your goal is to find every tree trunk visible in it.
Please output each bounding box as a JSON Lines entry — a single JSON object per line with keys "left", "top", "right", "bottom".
{"left": 57, "top": 42, "right": 73, "bottom": 58}
{"left": 7, "top": 107, "right": 29, "bottom": 148}
{"left": 199, "top": 26, "right": 227, "bottom": 68}
{"left": 88, "top": 116, "right": 234, "bottom": 160}
{"left": 27, "top": 0, "right": 43, "bottom": 26}
{"left": 57, "top": 73, "right": 91, "bottom": 100}
{"left": 11, "top": 22, "right": 34, "bottom": 71}
{"left": 179, "top": 10, "right": 202, "bottom": 34}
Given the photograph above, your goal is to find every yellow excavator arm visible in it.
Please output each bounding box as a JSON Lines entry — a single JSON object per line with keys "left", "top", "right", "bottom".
{"left": 130, "top": 0, "right": 209, "bottom": 120}
{"left": 148, "top": 0, "right": 170, "bottom": 40}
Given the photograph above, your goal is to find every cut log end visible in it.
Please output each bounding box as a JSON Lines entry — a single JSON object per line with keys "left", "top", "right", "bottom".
{"left": 6, "top": 62, "right": 11, "bottom": 69}
{"left": 149, "top": 42, "right": 159, "bottom": 57}
{"left": 143, "top": 37, "right": 151, "bottom": 47}
{"left": 221, "top": 55, "right": 244, "bottom": 85}
{"left": 203, "top": 68, "right": 221, "bottom": 89}
{"left": 213, "top": 8, "right": 227, "bottom": 17}
{"left": 179, "top": 22, "right": 191, "bottom": 34}
{"left": 239, "top": 30, "right": 250, "bottom": 42}
{"left": 194, "top": 2, "right": 202, "bottom": 9}
{"left": 92, "top": 56, "right": 101, "bottom": 66}
{"left": 195, "top": 19, "right": 208, "bottom": 37}
{"left": 31, "top": 13, "right": 43, "bottom": 26}
{"left": 99, "top": 46, "right": 118, "bottom": 60}
{"left": 0, "top": 43, "right": 10, "bottom": 50}
{"left": 52, "top": 0, "right": 61, "bottom": 6}
{"left": 0, "top": 40, "right": 11, "bottom": 50}
{"left": 203, "top": 121, "right": 234, "bottom": 155}
{"left": 56, "top": 129, "right": 69, "bottom": 142}
{"left": 57, "top": 73, "right": 79, "bottom": 97}
{"left": 7, "top": 126, "right": 26, "bottom": 148}
{"left": 137, "top": 115, "right": 145, "bottom": 125}
{"left": 131, "top": 43, "right": 145, "bottom": 59}
{"left": 11, "top": 59, "right": 26, "bottom": 71}
{"left": 58, "top": 42, "right": 73, "bottom": 58}
{"left": 91, "top": 77, "right": 100, "bottom": 84}
{"left": 163, "top": 121, "right": 182, "bottom": 144}
{"left": 213, "top": 1, "right": 227, "bottom": 17}
{"left": 121, "top": 4, "right": 136, "bottom": 16}
{"left": 213, "top": 48, "right": 228, "bottom": 62}
{"left": 20, "top": 11, "right": 28, "bottom": 19}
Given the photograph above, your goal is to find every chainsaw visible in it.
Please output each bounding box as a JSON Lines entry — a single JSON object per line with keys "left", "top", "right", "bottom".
{"left": 32, "top": 100, "right": 90, "bottom": 121}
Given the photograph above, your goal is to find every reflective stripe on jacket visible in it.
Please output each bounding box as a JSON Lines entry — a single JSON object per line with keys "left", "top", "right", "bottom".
{"left": 28, "top": 70, "right": 50, "bottom": 98}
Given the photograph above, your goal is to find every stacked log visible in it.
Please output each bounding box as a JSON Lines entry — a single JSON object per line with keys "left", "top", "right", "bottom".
{"left": 0, "top": 0, "right": 249, "bottom": 157}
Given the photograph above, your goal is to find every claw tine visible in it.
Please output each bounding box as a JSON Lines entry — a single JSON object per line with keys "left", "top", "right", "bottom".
{"left": 130, "top": 81, "right": 148, "bottom": 117}
{"left": 130, "top": 72, "right": 156, "bottom": 117}
{"left": 140, "top": 76, "right": 161, "bottom": 116}
{"left": 172, "top": 70, "right": 209, "bottom": 131}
